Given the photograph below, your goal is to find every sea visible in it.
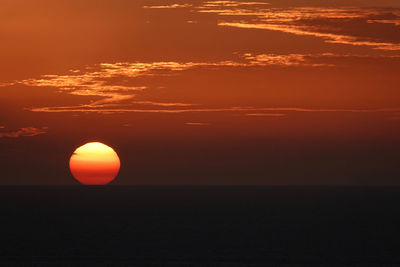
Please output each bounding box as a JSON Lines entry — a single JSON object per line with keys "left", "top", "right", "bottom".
{"left": 1, "top": 186, "right": 400, "bottom": 266}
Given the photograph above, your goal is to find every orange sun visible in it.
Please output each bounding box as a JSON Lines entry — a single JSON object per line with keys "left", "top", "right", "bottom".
{"left": 69, "top": 142, "right": 120, "bottom": 185}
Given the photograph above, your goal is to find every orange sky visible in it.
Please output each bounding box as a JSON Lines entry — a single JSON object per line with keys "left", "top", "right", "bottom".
{"left": 0, "top": 0, "right": 400, "bottom": 185}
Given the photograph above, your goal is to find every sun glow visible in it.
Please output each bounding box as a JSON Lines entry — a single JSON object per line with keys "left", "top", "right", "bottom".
{"left": 69, "top": 142, "right": 120, "bottom": 185}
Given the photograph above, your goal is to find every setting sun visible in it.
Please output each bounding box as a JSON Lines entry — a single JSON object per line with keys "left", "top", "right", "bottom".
{"left": 69, "top": 142, "right": 120, "bottom": 185}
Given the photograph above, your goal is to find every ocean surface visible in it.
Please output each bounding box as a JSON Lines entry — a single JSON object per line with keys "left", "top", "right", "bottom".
{"left": 1, "top": 186, "right": 400, "bottom": 266}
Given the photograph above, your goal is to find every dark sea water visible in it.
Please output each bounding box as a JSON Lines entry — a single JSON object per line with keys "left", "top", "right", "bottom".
{"left": 1, "top": 186, "right": 400, "bottom": 266}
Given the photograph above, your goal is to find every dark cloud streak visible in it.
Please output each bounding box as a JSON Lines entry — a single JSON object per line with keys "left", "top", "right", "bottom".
{"left": 0, "top": 127, "right": 48, "bottom": 138}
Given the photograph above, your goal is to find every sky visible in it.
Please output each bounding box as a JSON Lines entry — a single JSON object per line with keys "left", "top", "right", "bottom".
{"left": 0, "top": 0, "right": 400, "bottom": 185}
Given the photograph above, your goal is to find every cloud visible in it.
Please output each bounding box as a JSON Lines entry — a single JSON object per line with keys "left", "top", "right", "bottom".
{"left": 18, "top": 65, "right": 149, "bottom": 108}
{"left": 143, "top": 1, "right": 269, "bottom": 9}
{"left": 142, "top": 2, "right": 400, "bottom": 50}
{"left": 368, "top": 19, "right": 400, "bottom": 26}
{"left": 202, "top": 1, "right": 270, "bottom": 7}
{"left": 2, "top": 53, "right": 399, "bottom": 115}
{"left": 143, "top": 4, "right": 192, "bottom": 9}
{"left": 195, "top": 3, "right": 400, "bottom": 50}
{"left": 132, "top": 101, "right": 195, "bottom": 107}
{"left": 7, "top": 61, "right": 209, "bottom": 111}
{"left": 185, "top": 122, "right": 210, "bottom": 125}
{"left": 26, "top": 106, "right": 400, "bottom": 115}
{"left": 242, "top": 53, "right": 332, "bottom": 67}
{"left": 219, "top": 22, "right": 400, "bottom": 51}
{"left": 9, "top": 56, "right": 334, "bottom": 94}
{"left": 0, "top": 127, "right": 47, "bottom": 138}
{"left": 246, "top": 113, "right": 286, "bottom": 117}
{"left": 0, "top": 57, "right": 337, "bottom": 114}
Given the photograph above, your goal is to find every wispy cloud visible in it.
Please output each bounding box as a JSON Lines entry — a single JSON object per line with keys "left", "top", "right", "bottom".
{"left": 202, "top": 1, "right": 269, "bottom": 7}
{"left": 143, "top": 1, "right": 269, "bottom": 9}
{"left": 142, "top": 2, "right": 400, "bottom": 50}
{"left": 26, "top": 106, "right": 400, "bottom": 115}
{"left": 0, "top": 127, "right": 47, "bottom": 138}
{"left": 143, "top": 4, "right": 192, "bottom": 9}
{"left": 2, "top": 53, "right": 400, "bottom": 115}
{"left": 246, "top": 113, "right": 286, "bottom": 117}
{"left": 185, "top": 122, "right": 210, "bottom": 125}
{"left": 132, "top": 101, "right": 195, "bottom": 107}
{"left": 195, "top": 3, "right": 400, "bottom": 51}
{"left": 219, "top": 21, "right": 400, "bottom": 51}
{"left": 1, "top": 57, "right": 336, "bottom": 114}
{"left": 242, "top": 53, "right": 332, "bottom": 67}
{"left": 368, "top": 19, "right": 400, "bottom": 26}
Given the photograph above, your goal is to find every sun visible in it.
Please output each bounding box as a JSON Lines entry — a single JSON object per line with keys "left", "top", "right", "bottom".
{"left": 69, "top": 142, "right": 120, "bottom": 185}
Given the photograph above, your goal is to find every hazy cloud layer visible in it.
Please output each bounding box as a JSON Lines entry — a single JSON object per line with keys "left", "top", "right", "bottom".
{"left": 0, "top": 127, "right": 47, "bottom": 138}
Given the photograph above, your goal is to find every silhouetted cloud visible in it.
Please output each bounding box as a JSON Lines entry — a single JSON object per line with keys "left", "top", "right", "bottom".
{"left": 0, "top": 127, "right": 47, "bottom": 138}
